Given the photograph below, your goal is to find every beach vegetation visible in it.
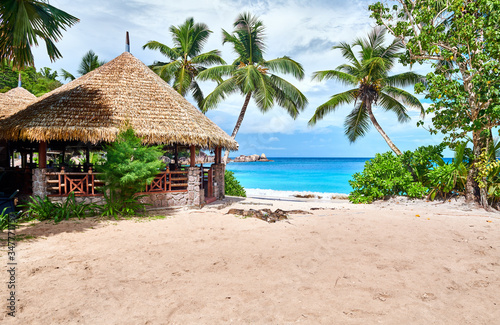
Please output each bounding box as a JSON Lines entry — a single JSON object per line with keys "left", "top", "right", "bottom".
{"left": 309, "top": 27, "right": 424, "bottom": 155}
{"left": 349, "top": 151, "right": 428, "bottom": 203}
{"left": 20, "top": 193, "right": 97, "bottom": 223}
{"left": 0, "top": 63, "right": 62, "bottom": 95}
{"left": 99, "top": 127, "right": 165, "bottom": 218}
{"left": 370, "top": 0, "right": 500, "bottom": 207}
{"left": 225, "top": 170, "right": 246, "bottom": 197}
{"left": 198, "top": 12, "right": 308, "bottom": 163}
{"left": 60, "top": 50, "right": 106, "bottom": 81}
{"left": 0, "top": 0, "right": 79, "bottom": 69}
{"left": 143, "top": 17, "right": 225, "bottom": 109}
{"left": 0, "top": 207, "right": 18, "bottom": 231}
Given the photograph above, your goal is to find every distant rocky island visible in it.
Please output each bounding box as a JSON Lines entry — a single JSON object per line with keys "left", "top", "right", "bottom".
{"left": 174, "top": 152, "right": 272, "bottom": 165}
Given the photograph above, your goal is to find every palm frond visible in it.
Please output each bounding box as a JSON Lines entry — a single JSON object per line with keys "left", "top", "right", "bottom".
{"left": 382, "top": 86, "right": 425, "bottom": 116}
{"left": 152, "top": 60, "right": 182, "bottom": 84}
{"left": 252, "top": 73, "right": 275, "bottom": 111}
{"left": 197, "top": 64, "right": 235, "bottom": 81}
{"left": 190, "top": 50, "right": 226, "bottom": 66}
{"left": 269, "top": 75, "right": 308, "bottom": 118}
{"left": 344, "top": 102, "right": 370, "bottom": 143}
{"left": 202, "top": 77, "right": 239, "bottom": 111}
{"left": 308, "top": 89, "right": 357, "bottom": 125}
{"left": 312, "top": 69, "right": 358, "bottom": 86}
{"left": 173, "top": 67, "right": 193, "bottom": 96}
{"left": 189, "top": 81, "right": 204, "bottom": 109}
{"left": 60, "top": 68, "right": 75, "bottom": 81}
{"left": 385, "top": 72, "right": 425, "bottom": 88}
{"left": 263, "top": 56, "right": 305, "bottom": 80}
{"left": 377, "top": 93, "right": 411, "bottom": 123}
{"left": 332, "top": 42, "right": 361, "bottom": 69}
{"left": 142, "top": 41, "right": 180, "bottom": 61}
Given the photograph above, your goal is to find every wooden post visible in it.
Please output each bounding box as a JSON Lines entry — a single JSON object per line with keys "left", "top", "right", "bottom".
{"left": 217, "top": 147, "right": 222, "bottom": 164}
{"left": 39, "top": 141, "right": 47, "bottom": 168}
{"left": 190, "top": 145, "right": 196, "bottom": 167}
{"left": 174, "top": 144, "right": 179, "bottom": 167}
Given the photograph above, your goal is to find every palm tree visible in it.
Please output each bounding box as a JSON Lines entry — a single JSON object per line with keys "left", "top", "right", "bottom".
{"left": 60, "top": 50, "right": 106, "bottom": 81}
{"left": 143, "top": 17, "right": 225, "bottom": 108}
{"left": 0, "top": 0, "right": 79, "bottom": 69}
{"left": 198, "top": 12, "right": 308, "bottom": 163}
{"left": 309, "top": 27, "right": 424, "bottom": 155}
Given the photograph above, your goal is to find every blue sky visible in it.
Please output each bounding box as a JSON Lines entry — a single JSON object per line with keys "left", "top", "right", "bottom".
{"left": 33, "top": 0, "right": 448, "bottom": 157}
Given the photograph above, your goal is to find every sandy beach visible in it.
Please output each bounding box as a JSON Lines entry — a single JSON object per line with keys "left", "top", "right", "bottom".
{"left": 1, "top": 196, "right": 499, "bottom": 324}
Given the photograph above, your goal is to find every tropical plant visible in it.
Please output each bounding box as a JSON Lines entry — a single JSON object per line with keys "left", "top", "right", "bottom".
{"left": 225, "top": 170, "right": 246, "bottom": 197}
{"left": 0, "top": 62, "right": 61, "bottom": 95}
{"left": 100, "top": 127, "right": 165, "bottom": 218}
{"left": 0, "top": 0, "right": 79, "bottom": 69}
{"left": 370, "top": 1, "right": 500, "bottom": 207}
{"left": 309, "top": 27, "right": 424, "bottom": 155}
{"left": 348, "top": 151, "right": 428, "bottom": 203}
{"left": 475, "top": 144, "right": 500, "bottom": 207}
{"left": 198, "top": 12, "right": 308, "bottom": 163}
{"left": 143, "top": 17, "right": 225, "bottom": 108}
{"left": 60, "top": 50, "right": 106, "bottom": 81}
{"left": 0, "top": 207, "right": 18, "bottom": 232}
{"left": 20, "top": 193, "right": 97, "bottom": 223}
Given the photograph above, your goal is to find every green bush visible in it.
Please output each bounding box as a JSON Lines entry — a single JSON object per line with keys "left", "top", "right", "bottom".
{"left": 20, "top": 193, "right": 97, "bottom": 223}
{"left": 225, "top": 170, "right": 246, "bottom": 197}
{"left": 100, "top": 127, "right": 165, "bottom": 218}
{"left": 349, "top": 151, "right": 428, "bottom": 203}
{"left": 0, "top": 208, "right": 18, "bottom": 232}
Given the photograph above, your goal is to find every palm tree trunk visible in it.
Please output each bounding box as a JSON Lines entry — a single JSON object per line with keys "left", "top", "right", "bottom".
{"left": 223, "top": 92, "right": 252, "bottom": 164}
{"left": 366, "top": 101, "right": 402, "bottom": 156}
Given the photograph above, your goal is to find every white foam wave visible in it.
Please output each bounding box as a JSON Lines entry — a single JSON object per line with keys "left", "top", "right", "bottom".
{"left": 244, "top": 188, "right": 349, "bottom": 200}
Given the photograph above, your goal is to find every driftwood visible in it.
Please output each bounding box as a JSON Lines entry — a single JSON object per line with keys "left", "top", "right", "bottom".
{"left": 227, "top": 208, "right": 311, "bottom": 223}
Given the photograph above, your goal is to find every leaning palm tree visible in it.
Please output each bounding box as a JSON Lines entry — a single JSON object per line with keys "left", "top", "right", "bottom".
{"left": 198, "top": 12, "right": 308, "bottom": 163}
{"left": 60, "top": 50, "right": 106, "bottom": 81}
{"left": 309, "top": 27, "right": 424, "bottom": 155}
{"left": 0, "top": 0, "right": 79, "bottom": 69}
{"left": 143, "top": 17, "right": 225, "bottom": 108}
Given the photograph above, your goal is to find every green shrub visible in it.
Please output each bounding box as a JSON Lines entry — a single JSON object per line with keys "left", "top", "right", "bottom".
{"left": 20, "top": 193, "right": 97, "bottom": 223}
{"left": 349, "top": 152, "right": 428, "bottom": 203}
{"left": 100, "top": 127, "right": 165, "bottom": 218}
{"left": 0, "top": 208, "right": 18, "bottom": 232}
{"left": 225, "top": 170, "right": 246, "bottom": 197}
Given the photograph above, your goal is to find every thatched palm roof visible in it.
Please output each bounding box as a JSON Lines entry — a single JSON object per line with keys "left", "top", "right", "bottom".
{"left": 0, "top": 52, "right": 238, "bottom": 150}
{"left": 0, "top": 87, "right": 36, "bottom": 120}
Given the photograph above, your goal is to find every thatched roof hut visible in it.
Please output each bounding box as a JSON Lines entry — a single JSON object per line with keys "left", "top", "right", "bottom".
{"left": 0, "top": 52, "right": 237, "bottom": 150}
{"left": 0, "top": 87, "right": 36, "bottom": 120}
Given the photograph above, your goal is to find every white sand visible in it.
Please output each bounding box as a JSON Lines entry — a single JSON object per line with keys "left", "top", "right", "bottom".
{"left": 1, "top": 196, "right": 499, "bottom": 324}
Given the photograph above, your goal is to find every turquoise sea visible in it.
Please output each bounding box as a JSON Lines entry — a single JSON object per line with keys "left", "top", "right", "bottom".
{"left": 226, "top": 157, "right": 370, "bottom": 196}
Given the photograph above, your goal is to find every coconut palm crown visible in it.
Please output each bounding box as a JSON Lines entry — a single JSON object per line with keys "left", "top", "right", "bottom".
{"left": 0, "top": 0, "right": 79, "bottom": 69}
{"left": 198, "top": 12, "right": 308, "bottom": 163}
{"left": 61, "top": 50, "right": 106, "bottom": 81}
{"left": 143, "top": 17, "right": 225, "bottom": 109}
{"left": 309, "top": 27, "right": 424, "bottom": 155}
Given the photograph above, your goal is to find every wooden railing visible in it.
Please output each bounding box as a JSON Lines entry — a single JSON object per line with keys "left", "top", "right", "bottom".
{"left": 46, "top": 169, "right": 189, "bottom": 197}
{"left": 46, "top": 170, "right": 104, "bottom": 196}
{"left": 143, "top": 170, "right": 188, "bottom": 193}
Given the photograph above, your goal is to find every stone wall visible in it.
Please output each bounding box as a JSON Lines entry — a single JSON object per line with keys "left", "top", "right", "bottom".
{"left": 187, "top": 167, "right": 204, "bottom": 206}
{"left": 50, "top": 196, "right": 105, "bottom": 205}
{"left": 138, "top": 192, "right": 189, "bottom": 208}
{"left": 211, "top": 163, "right": 225, "bottom": 200}
{"left": 32, "top": 168, "right": 48, "bottom": 198}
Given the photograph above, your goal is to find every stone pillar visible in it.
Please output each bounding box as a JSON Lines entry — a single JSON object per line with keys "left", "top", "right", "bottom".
{"left": 187, "top": 167, "right": 203, "bottom": 206}
{"left": 211, "top": 163, "right": 225, "bottom": 200}
{"left": 32, "top": 168, "right": 48, "bottom": 198}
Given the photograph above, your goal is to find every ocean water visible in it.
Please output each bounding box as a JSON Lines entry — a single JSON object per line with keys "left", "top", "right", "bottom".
{"left": 225, "top": 157, "right": 370, "bottom": 197}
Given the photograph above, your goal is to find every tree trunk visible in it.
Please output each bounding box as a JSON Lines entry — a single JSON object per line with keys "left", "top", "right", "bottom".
{"left": 467, "top": 130, "right": 490, "bottom": 208}
{"left": 223, "top": 92, "right": 252, "bottom": 164}
{"left": 366, "top": 101, "right": 402, "bottom": 156}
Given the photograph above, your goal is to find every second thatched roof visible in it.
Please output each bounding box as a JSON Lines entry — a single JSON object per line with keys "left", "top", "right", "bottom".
{"left": 0, "top": 87, "right": 37, "bottom": 120}
{"left": 0, "top": 52, "right": 238, "bottom": 150}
